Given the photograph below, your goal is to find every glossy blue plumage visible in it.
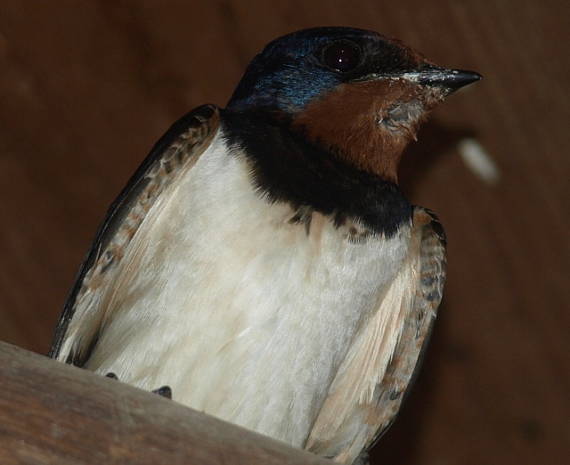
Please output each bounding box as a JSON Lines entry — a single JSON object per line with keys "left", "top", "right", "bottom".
{"left": 227, "top": 27, "right": 418, "bottom": 114}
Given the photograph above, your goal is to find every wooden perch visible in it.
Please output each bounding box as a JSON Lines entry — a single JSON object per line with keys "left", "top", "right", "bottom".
{"left": 0, "top": 341, "right": 330, "bottom": 465}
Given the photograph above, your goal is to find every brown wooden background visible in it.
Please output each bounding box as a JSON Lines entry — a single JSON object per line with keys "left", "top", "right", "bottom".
{"left": 0, "top": 2, "right": 567, "bottom": 464}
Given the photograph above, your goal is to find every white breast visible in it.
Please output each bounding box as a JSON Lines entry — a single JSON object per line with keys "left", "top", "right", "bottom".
{"left": 85, "top": 132, "right": 412, "bottom": 446}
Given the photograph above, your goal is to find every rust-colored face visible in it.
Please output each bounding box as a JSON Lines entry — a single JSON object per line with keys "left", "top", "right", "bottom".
{"left": 227, "top": 27, "right": 480, "bottom": 183}
{"left": 292, "top": 78, "right": 446, "bottom": 183}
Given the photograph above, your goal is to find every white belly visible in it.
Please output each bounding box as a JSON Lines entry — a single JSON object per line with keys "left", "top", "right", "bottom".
{"left": 85, "top": 134, "right": 411, "bottom": 446}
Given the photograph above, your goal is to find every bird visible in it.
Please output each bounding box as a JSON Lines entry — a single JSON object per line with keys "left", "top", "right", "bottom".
{"left": 49, "top": 27, "right": 480, "bottom": 464}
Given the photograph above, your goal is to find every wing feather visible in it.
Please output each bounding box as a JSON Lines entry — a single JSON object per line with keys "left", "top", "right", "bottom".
{"left": 305, "top": 207, "right": 446, "bottom": 464}
{"left": 49, "top": 105, "right": 220, "bottom": 364}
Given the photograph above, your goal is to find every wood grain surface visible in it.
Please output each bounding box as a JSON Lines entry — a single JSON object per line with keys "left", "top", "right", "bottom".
{"left": 0, "top": 341, "right": 331, "bottom": 465}
{"left": 0, "top": 2, "right": 568, "bottom": 464}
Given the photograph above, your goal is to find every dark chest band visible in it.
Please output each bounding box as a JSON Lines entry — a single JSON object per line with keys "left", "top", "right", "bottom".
{"left": 221, "top": 110, "right": 412, "bottom": 237}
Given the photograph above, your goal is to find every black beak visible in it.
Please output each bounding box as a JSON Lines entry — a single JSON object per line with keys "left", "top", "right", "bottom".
{"left": 354, "top": 67, "right": 482, "bottom": 93}
{"left": 415, "top": 67, "right": 482, "bottom": 91}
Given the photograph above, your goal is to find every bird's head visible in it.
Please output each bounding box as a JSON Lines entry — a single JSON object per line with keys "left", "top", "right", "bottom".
{"left": 227, "top": 27, "right": 481, "bottom": 183}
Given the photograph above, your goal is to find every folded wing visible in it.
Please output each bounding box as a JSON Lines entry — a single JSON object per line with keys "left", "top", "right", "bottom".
{"left": 49, "top": 105, "right": 220, "bottom": 365}
{"left": 306, "top": 207, "right": 446, "bottom": 464}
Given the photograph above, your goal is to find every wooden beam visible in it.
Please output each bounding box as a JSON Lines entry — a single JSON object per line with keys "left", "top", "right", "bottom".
{"left": 0, "top": 341, "right": 331, "bottom": 465}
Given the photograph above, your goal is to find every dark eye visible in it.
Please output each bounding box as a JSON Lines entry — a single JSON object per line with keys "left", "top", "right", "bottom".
{"left": 322, "top": 41, "right": 361, "bottom": 73}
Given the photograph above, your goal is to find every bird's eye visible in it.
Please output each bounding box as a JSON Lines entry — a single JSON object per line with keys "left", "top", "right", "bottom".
{"left": 322, "top": 41, "right": 361, "bottom": 73}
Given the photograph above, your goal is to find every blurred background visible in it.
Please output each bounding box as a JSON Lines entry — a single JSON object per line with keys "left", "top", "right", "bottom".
{"left": 0, "top": 1, "right": 567, "bottom": 464}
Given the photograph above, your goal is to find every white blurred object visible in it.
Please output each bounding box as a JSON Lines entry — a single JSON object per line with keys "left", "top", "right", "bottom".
{"left": 458, "top": 138, "right": 500, "bottom": 185}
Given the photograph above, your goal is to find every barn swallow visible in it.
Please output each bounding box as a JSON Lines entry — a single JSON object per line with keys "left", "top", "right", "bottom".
{"left": 50, "top": 27, "right": 480, "bottom": 464}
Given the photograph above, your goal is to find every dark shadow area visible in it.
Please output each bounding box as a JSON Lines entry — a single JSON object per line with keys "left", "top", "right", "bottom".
{"left": 398, "top": 120, "right": 477, "bottom": 197}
